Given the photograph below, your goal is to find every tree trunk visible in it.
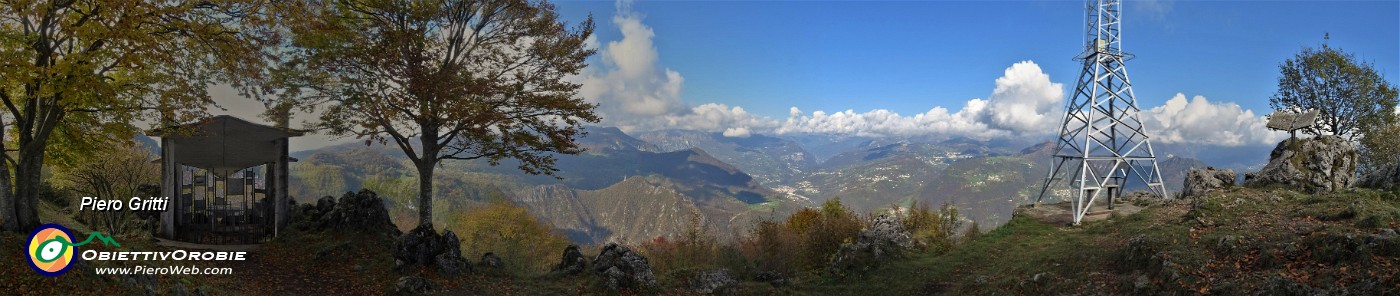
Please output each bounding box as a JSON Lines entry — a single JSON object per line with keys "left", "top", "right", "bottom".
{"left": 0, "top": 154, "right": 13, "bottom": 232}
{"left": 416, "top": 162, "right": 434, "bottom": 229}
{"left": 14, "top": 150, "right": 44, "bottom": 231}
{"left": 414, "top": 122, "right": 441, "bottom": 229}
{"left": 272, "top": 103, "right": 292, "bottom": 129}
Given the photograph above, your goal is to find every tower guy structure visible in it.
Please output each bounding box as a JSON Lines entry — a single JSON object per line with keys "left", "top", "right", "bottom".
{"left": 1037, "top": 0, "right": 1167, "bottom": 225}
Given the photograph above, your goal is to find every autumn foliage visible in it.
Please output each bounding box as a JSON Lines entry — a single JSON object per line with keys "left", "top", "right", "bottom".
{"left": 739, "top": 198, "right": 866, "bottom": 276}
{"left": 446, "top": 201, "right": 572, "bottom": 276}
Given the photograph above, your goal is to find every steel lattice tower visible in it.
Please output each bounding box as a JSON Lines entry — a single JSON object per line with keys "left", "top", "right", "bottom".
{"left": 1036, "top": 0, "right": 1167, "bottom": 225}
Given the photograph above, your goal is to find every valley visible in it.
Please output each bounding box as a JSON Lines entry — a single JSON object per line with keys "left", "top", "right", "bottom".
{"left": 284, "top": 126, "right": 1268, "bottom": 244}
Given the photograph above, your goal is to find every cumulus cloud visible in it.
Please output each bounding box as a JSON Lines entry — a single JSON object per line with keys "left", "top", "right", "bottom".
{"left": 575, "top": 2, "right": 1275, "bottom": 147}
{"left": 575, "top": 0, "right": 687, "bottom": 121}
{"left": 722, "top": 127, "right": 751, "bottom": 138}
{"left": 1143, "top": 93, "right": 1284, "bottom": 146}
{"left": 978, "top": 61, "right": 1065, "bottom": 133}
{"left": 772, "top": 61, "right": 1059, "bottom": 138}
{"left": 773, "top": 102, "right": 1001, "bottom": 138}
{"left": 659, "top": 103, "right": 777, "bottom": 133}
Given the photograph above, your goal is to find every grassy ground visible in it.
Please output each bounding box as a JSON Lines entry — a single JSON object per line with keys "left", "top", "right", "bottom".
{"left": 3, "top": 186, "right": 1397, "bottom": 295}
{"left": 803, "top": 186, "right": 1399, "bottom": 295}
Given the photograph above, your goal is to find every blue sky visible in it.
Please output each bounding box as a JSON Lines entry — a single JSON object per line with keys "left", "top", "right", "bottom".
{"left": 210, "top": 1, "right": 1398, "bottom": 150}
{"left": 551, "top": 0, "right": 1399, "bottom": 145}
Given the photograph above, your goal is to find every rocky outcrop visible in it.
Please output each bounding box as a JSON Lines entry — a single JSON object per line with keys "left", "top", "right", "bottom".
{"left": 829, "top": 214, "right": 914, "bottom": 277}
{"left": 436, "top": 231, "right": 470, "bottom": 276}
{"left": 1360, "top": 163, "right": 1400, "bottom": 190}
{"left": 392, "top": 225, "right": 470, "bottom": 275}
{"left": 320, "top": 189, "right": 400, "bottom": 236}
{"left": 1245, "top": 136, "right": 1357, "bottom": 193}
{"left": 553, "top": 245, "right": 587, "bottom": 276}
{"left": 688, "top": 269, "right": 739, "bottom": 295}
{"left": 1182, "top": 167, "right": 1236, "bottom": 199}
{"left": 292, "top": 189, "right": 401, "bottom": 236}
{"left": 592, "top": 243, "right": 657, "bottom": 291}
{"left": 316, "top": 196, "right": 336, "bottom": 216}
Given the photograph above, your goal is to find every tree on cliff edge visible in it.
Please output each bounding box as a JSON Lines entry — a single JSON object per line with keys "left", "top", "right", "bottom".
{"left": 293, "top": 0, "right": 598, "bottom": 229}
{"left": 1270, "top": 40, "right": 1398, "bottom": 144}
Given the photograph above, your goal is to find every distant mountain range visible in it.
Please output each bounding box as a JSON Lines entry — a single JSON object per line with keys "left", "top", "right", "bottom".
{"left": 283, "top": 126, "right": 1271, "bottom": 244}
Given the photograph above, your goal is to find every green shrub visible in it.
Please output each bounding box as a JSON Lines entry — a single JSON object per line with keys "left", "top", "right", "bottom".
{"left": 902, "top": 200, "right": 963, "bottom": 254}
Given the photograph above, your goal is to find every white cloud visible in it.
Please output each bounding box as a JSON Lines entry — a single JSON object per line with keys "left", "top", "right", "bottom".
{"left": 771, "top": 61, "right": 1059, "bottom": 138}
{"left": 978, "top": 61, "right": 1065, "bottom": 133}
{"left": 576, "top": 2, "right": 1274, "bottom": 147}
{"left": 722, "top": 127, "right": 751, "bottom": 138}
{"left": 1143, "top": 93, "right": 1284, "bottom": 146}
{"left": 660, "top": 103, "right": 777, "bottom": 133}
{"left": 773, "top": 102, "right": 1001, "bottom": 138}
{"left": 575, "top": 0, "right": 687, "bottom": 120}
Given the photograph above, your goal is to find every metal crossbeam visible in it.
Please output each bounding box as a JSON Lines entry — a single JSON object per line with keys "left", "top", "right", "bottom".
{"left": 1036, "top": 0, "right": 1168, "bottom": 225}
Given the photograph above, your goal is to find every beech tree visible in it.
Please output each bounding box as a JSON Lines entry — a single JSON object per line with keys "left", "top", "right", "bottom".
{"left": 0, "top": 1, "right": 277, "bottom": 232}
{"left": 293, "top": 0, "right": 598, "bottom": 229}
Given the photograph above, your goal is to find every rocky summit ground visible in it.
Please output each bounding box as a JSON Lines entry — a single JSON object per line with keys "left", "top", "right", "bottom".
{"left": 808, "top": 186, "right": 1398, "bottom": 295}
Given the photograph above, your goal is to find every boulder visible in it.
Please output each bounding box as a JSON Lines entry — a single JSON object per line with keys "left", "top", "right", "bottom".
{"left": 688, "top": 269, "right": 738, "bottom": 295}
{"left": 1360, "top": 163, "right": 1400, "bottom": 191}
{"left": 1245, "top": 136, "right": 1357, "bottom": 193}
{"left": 435, "top": 253, "right": 471, "bottom": 276}
{"left": 319, "top": 189, "right": 400, "bottom": 236}
{"left": 442, "top": 230, "right": 461, "bottom": 258}
{"left": 394, "top": 225, "right": 447, "bottom": 267}
{"left": 393, "top": 276, "right": 432, "bottom": 295}
{"left": 1182, "top": 167, "right": 1236, "bottom": 199}
{"left": 553, "top": 245, "right": 587, "bottom": 276}
{"left": 315, "top": 196, "right": 336, "bottom": 217}
{"left": 753, "top": 271, "right": 789, "bottom": 287}
{"left": 480, "top": 252, "right": 504, "bottom": 270}
{"left": 592, "top": 243, "right": 657, "bottom": 291}
{"left": 392, "top": 224, "right": 470, "bottom": 275}
{"left": 829, "top": 214, "right": 914, "bottom": 278}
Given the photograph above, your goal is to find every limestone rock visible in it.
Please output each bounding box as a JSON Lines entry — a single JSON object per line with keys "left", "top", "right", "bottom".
{"left": 442, "top": 230, "right": 461, "bottom": 258}
{"left": 1245, "top": 136, "right": 1357, "bottom": 193}
{"left": 1360, "top": 163, "right": 1400, "bottom": 190}
{"left": 392, "top": 224, "right": 468, "bottom": 275}
{"left": 1182, "top": 167, "right": 1236, "bottom": 199}
{"left": 753, "top": 271, "right": 788, "bottom": 287}
{"left": 592, "top": 243, "right": 657, "bottom": 291}
{"left": 436, "top": 252, "right": 471, "bottom": 276}
{"left": 553, "top": 245, "right": 587, "bottom": 276}
{"left": 480, "top": 252, "right": 504, "bottom": 270}
{"left": 319, "top": 189, "right": 400, "bottom": 236}
{"left": 315, "top": 196, "right": 336, "bottom": 217}
{"left": 393, "top": 276, "right": 432, "bottom": 295}
{"left": 688, "top": 269, "right": 738, "bottom": 295}
{"left": 829, "top": 214, "right": 914, "bottom": 277}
